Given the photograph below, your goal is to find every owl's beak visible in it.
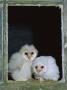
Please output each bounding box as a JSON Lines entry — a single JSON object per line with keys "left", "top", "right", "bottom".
{"left": 36, "top": 68, "right": 42, "bottom": 73}
{"left": 27, "top": 54, "right": 31, "bottom": 60}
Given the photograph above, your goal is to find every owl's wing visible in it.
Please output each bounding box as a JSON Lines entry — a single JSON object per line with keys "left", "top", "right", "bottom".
{"left": 8, "top": 52, "right": 25, "bottom": 73}
{"left": 46, "top": 56, "right": 60, "bottom": 77}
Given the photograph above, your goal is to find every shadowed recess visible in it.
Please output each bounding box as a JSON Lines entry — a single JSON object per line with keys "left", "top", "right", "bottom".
{"left": 8, "top": 6, "right": 62, "bottom": 80}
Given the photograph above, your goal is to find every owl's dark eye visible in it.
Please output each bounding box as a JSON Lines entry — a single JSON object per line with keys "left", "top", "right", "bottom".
{"left": 35, "top": 66, "right": 38, "bottom": 69}
{"left": 31, "top": 52, "right": 34, "bottom": 55}
{"left": 25, "top": 52, "right": 28, "bottom": 55}
{"left": 41, "top": 66, "right": 44, "bottom": 69}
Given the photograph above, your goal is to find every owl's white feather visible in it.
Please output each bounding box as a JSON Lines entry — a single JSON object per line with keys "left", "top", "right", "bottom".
{"left": 32, "top": 56, "right": 60, "bottom": 81}
{"left": 11, "top": 62, "right": 32, "bottom": 81}
{"left": 8, "top": 44, "right": 38, "bottom": 81}
{"left": 8, "top": 52, "right": 25, "bottom": 73}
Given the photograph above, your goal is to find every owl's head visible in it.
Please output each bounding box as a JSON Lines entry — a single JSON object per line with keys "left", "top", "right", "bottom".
{"left": 19, "top": 44, "right": 38, "bottom": 61}
{"left": 32, "top": 57, "right": 47, "bottom": 75}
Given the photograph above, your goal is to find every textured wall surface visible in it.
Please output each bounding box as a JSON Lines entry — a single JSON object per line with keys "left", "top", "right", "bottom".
{"left": 7, "top": 0, "right": 63, "bottom": 2}
{"left": 0, "top": 6, "right": 3, "bottom": 81}
{"left": 64, "top": 0, "right": 67, "bottom": 85}
{"left": 0, "top": 0, "right": 67, "bottom": 90}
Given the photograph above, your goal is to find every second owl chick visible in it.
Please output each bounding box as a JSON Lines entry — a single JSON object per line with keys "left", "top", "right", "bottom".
{"left": 32, "top": 56, "right": 60, "bottom": 81}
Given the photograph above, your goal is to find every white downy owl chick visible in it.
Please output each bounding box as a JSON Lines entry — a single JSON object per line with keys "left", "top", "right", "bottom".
{"left": 32, "top": 56, "right": 60, "bottom": 81}
{"left": 8, "top": 44, "right": 38, "bottom": 81}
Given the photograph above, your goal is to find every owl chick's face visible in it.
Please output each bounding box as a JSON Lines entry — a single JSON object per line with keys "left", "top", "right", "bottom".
{"left": 33, "top": 63, "right": 47, "bottom": 75}
{"left": 20, "top": 45, "right": 38, "bottom": 61}
{"left": 23, "top": 51, "right": 37, "bottom": 61}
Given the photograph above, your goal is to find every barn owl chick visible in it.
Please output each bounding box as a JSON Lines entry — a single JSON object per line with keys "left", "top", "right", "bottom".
{"left": 8, "top": 44, "right": 38, "bottom": 81}
{"left": 32, "top": 56, "right": 60, "bottom": 81}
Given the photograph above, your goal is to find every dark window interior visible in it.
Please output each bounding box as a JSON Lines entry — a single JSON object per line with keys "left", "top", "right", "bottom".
{"left": 8, "top": 6, "right": 62, "bottom": 80}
